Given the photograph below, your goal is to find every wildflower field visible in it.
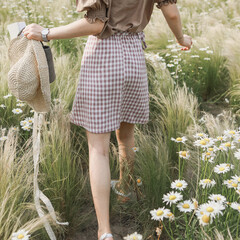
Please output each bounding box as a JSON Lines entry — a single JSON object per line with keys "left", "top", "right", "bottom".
{"left": 0, "top": 0, "right": 240, "bottom": 239}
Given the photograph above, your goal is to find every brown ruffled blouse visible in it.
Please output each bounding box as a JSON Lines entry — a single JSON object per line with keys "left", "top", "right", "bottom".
{"left": 76, "top": 0, "right": 177, "bottom": 39}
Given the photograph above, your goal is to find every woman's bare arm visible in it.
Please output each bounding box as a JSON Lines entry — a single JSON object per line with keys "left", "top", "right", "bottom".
{"left": 160, "top": 4, "right": 192, "bottom": 49}
{"left": 47, "top": 18, "right": 104, "bottom": 40}
{"left": 160, "top": 4, "right": 184, "bottom": 41}
{"left": 22, "top": 18, "right": 104, "bottom": 41}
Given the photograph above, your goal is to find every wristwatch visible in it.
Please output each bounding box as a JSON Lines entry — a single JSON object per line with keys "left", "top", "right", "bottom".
{"left": 41, "top": 28, "right": 50, "bottom": 42}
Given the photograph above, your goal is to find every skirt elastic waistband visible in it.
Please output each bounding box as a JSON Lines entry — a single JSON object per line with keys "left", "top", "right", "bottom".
{"left": 113, "top": 30, "right": 147, "bottom": 50}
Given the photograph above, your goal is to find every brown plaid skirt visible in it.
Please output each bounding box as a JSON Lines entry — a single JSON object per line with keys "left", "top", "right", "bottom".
{"left": 70, "top": 30, "right": 149, "bottom": 133}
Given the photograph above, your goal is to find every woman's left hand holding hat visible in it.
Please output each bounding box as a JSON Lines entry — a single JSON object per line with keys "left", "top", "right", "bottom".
{"left": 22, "top": 23, "right": 45, "bottom": 41}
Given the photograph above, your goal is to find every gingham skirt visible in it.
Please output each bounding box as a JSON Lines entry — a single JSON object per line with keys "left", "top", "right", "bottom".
{"left": 69, "top": 30, "right": 149, "bottom": 133}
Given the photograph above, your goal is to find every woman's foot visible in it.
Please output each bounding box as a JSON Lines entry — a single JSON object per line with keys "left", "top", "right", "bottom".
{"left": 98, "top": 230, "right": 113, "bottom": 240}
{"left": 115, "top": 181, "right": 131, "bottom": 203}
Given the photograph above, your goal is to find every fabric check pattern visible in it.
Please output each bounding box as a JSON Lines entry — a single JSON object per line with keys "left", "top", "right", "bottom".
{"left": 70, "top": 31, "right": 149, "bottom": 133}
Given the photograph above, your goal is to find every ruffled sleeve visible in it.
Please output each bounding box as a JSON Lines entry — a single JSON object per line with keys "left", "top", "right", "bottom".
{"left": 76, "top": 0, "right": 109, "bottom": 24}
{"left": 155, "top": 0, "right": 177, "bottom": 9}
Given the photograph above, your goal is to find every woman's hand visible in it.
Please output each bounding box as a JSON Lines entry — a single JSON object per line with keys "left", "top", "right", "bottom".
{"left": 22, "top": 23, "right": 45, "bottom": 41}
{"left": 176, "top": 34, "right": 193, "bottom": 50}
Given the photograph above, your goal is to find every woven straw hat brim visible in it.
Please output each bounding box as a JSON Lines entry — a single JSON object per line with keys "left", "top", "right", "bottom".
{"left": 8, "top": 36, "right": 51, "bottom": 113}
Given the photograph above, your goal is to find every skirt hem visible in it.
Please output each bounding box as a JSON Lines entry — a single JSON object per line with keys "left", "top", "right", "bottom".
{"left": 69, "top": 118, "right": 149, "bottom": 134}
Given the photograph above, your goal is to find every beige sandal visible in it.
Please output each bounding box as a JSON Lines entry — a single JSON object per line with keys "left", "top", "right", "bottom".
{"left": 99, "top": 232, "right": 113, "bottom": 240}
{"left": 110, "top": 180, "right": 132, "bottom": 203}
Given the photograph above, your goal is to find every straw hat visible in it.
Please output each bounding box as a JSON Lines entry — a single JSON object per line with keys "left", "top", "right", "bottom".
{"left": 8, "top": 35, "right": 51, "bottom": 113}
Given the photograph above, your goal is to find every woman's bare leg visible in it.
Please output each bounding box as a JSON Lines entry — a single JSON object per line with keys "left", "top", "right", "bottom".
{"left": 115, "top": 122, "right": 135, "bottom": 193}
{"left": 86, "top": 130, "right": 113, "bottom": 240}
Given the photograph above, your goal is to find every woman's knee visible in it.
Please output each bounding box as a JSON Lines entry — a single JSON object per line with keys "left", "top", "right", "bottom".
{"left": 86, "top": 130, "right": 111, "bottom": 157}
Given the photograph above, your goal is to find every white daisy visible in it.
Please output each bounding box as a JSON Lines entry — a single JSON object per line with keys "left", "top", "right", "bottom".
{"left": 214, "top": 163, "right": 231, "bottom": 174}
{"left": 171, "top": 179, "right": 188, "bottom": 191}
{"left": 21, "top": 125, "right": 32, "bottom": 131}
{"left": 0, "top": 136, "right": 8, "bottom": 141}
{"left": 193, "top": 138, "right": 215, "bottom": 148}
{"left": 20, "top": 120, "right": 28, "bottom": 126}
{"left": 232, "top": 134, "right": 240, "bottom": 144}
{"left": 178, "top": 150, "right": 190, "bottom": 159}
{"left": 3, "top": 94, "right": 12, "bottom": 99}
{"left": 171, "top": 136, "right": 187, "bottom": 144}
{"left": 234, "top": 149, "right": 240, "bottom": 160}
{"left": 199, "top": 179, "right": 216, "bottom": 189}
{"left": 208, "top": 194, "right": 227, "bottom": 204}
{"left": 193, "top": 132, "right": 208, "bottom": 139}
{"left": 201, "top": 151, "right": 215, "bottom": 163}
{"left": 162, "top": 191, "right": 183, "bottom": 206}
{"left": 166, "top": 212, "right": 175, "bottom": 221}
{"left": 197, "top": 201, "right": 225, "bottom": 218}
{"left": 16, "top": 103, "right": 25, "bottom": 107}
{"left": 230, "top": 202, "right": 240, "bottom": 213}
{"left": 132, "top": 147, "right": 139, "bottom": 152}
{"left": 25, "top": 117, "right": 34, "bottom": 125}
{"left": 12, "top": 108, "right": 23, "bottom": 114}
{"left": 150, "top": 207, "right": 170, "bottom": 221}
{"left": 231, "top": 175, "right": 240, "bottom": 183}
{"left": 207, "top": 146, "right": 218, "bottom": 153}
{"left": 11, "top": 126, "right": 19, "bottom": 131}
{"left": 123, "top": 232, "right": 142, "bottom": 240}
{"left": 223, "top": 179, "right": 239, "bottom": 189}
{"left": 215, "top": 135, "right": 227, "bottom": 142}
{"left": 0, "top": 104, "right": 6, "bottom": 108}
{"left": 177, "top": 200, "right": 195, "bottom": 213}
{"left": 218, "top": 142, "right": 236, "bottom": 151}
{"left": 11, "top": 229, "right": 31, "bottom": 240}
{"left": 223, "top": 129, "right": 238, "bottom": 138}
{"left": 196, "top": 213, "right": 213, "bottom": 226}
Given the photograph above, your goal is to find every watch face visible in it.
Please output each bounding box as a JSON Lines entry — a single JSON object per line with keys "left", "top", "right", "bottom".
{"left": 42, "top": 29, "right": 48, "bottom": 34}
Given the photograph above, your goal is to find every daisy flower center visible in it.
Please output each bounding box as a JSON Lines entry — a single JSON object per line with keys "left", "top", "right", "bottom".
{"left": 208, "top": 148, "right": 214, "bottom": 151}
{"left": 183, "top": 204, "right": 190, "bottom": 209}
{"left": 219, "top": 167, "right": 225, "bottom": 171}
{"left": 216, "top": 197, "right": 221, "bottom": 201}
{"left": 156, "top": 210, "right": 164, "bottom": 216}
{"left": 200, "top": 140, "right": 206, "bottom": 145}
{"left": 206, "top": 207, "right": 214, "bottom": 212}
{"left": 225, "top": 142, "right": 231, "bottom": 147}
{"left": 169, "top": 195, "right": 176, "bottom": 200}
{"left": 228, "top": 180, "right": 233, "bottom": 183}
{"left": 218, "top": 137, "right": 223, "bottom": 140}
{"left": 176, "top": 137, "right": 182, "bottom": 141}
{"left": 238, "top": 178, "right": 240, "bottom": 182}
{"left": 238, "top": 206, "right": 240, "bottom": 210}
{"left": 202, "top": 215, "right": 210, "bottom": 223}
{"left": 206, "top": 152, "right": 211, "bottom": 155}
{"left": 167, "top": 212, "right": 173, "bottom": 217}
{"left": 176, "top": 182, "right": 183, "bottom": 187}
{"left": 232, "top": 183, "right": 238, "bottom": 187}
{"left": 204, "top": 138, "right": 210, "bottom": 142}
{"left": 137, "top": 179, "right": 141, "bottom": 183}
{"left": 17, "top": 234, "right": 24, "bottom": 239}
{"left": 229, "top": 131, "right": 235, "bottom": 135}
{"left": 204, "top": 179, "right": 211, "bottom": 183}
{"left": 198, "top": 133, "right": 204, "bottom": 137}
{"left": 181, "top": 151, "right": 187, "bottom": 157}
{"left": 133, "top": 237, "right": 137, "bottom": 240}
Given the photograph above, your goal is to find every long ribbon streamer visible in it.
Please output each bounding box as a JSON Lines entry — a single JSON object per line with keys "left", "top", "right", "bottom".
{"left": 33, "top": 112, "right": 69, "bottom": 240}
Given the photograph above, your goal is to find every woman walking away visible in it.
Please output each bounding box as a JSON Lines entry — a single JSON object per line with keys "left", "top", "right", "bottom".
{"left": 22, "top": 0, "right": 192, "bottom": 239}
